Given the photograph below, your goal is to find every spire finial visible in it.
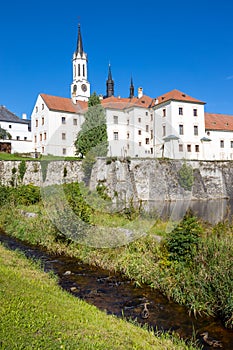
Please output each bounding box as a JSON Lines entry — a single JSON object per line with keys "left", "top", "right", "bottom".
{"left": 76, "top": 23, "right": 84, "bottom": 56}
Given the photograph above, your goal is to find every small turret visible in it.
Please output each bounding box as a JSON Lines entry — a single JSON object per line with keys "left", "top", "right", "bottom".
{"left": 129, "top": 77, "right": 134, "bottom": 99}
{"left": 106, "top": 64, "right": 114, "bottom": 97}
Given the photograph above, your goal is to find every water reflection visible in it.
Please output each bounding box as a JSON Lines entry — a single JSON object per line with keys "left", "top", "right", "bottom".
{"left": 143, "top": 199, "right": 231, "bottom": 224}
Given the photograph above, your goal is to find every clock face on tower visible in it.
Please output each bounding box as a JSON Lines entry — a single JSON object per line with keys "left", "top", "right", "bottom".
{"left": 81, "top": 83, "right": 87, "bottom": 92}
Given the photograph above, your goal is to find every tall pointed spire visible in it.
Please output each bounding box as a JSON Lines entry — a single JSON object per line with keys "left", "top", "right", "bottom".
{"left": 129, "top": 76, "right": 134, "bottom": 99}
{"left": 76, "top": 24, "right": 84, "bottom": 56}
{"left": 106, "top": 64, "right": 114, "bottom": 97}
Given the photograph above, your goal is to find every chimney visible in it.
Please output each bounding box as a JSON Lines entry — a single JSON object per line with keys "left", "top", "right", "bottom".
{"left": 22, "top": 113, "right": 27, "bottom": 120}
{"left": 138, "top": 87, "right": 143, "bottom": 98}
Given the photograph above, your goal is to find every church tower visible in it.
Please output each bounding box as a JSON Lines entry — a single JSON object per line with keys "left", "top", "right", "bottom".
{"left": 106, "top": 64, "right": 114, "bottom": 97}
{"left": 71, "top": 24, "right": 90, "bottom": 102}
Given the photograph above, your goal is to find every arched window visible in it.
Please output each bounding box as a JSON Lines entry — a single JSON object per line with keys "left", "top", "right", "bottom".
{"left": 83, "top": 64, "right": 85, "bottom": 77}
{"left": 78, "top": 64, "right": 80, "bottom": 76}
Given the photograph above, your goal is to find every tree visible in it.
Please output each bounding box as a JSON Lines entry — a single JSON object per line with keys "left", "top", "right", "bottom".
{"left": 0, "top": 127, "right": 11, "bottom": 140}
{"left": 75, "top": 92, "right": 108, "bottom": 157}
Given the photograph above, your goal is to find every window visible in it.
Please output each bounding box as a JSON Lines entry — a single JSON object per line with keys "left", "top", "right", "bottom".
{"left": 34, "top": 135, "right": 37, "bottom": 143}
{"left": 179, "top": 144, "right": 183, "bottom": 152}
{"left": 138, "top": 117, "right": 141, "bottom": 123}
{"left": 139, "top": 142, "right": 142, "bottom": 146}
{"left": 127, "top": 119, "right": 129, "bottom": 125}
{"left": 78, "top": 64, "right": 80, "bottom": 76}
{"left": 127, "top": 132, "right": 129, "bottom": 139}
{"left": 44, "top": 132, "right": 47, "bottom": 140}
{"left": 151, "top": 114, "right": 153, "bottom": 121}
{"left": 113, "top": 115, "right": 118, "bottom": 124}
{"left": 162, "top": 125, "right": 166, "bottom": 137}
{"left": 83, "top": 64, "right": 85, "bottom": 77}
{"left": 42, "top": 117, "right": 44, "bottom": 125}
{"left": 16, "top": 136, "right": 20, "bottom": 140}
{"left": 220, "top": 140, "right": 224, "bottom": 148}
{"left": 150, "top": 148, "right": 153, "bottom": 154}
{"left": 42, "top": 147, "right": 44, "bottom": 153}
{"left": 193, "top": 109, "right": 198, "bottom": 116}
{"left": 36, "top": 106, "right": 38, "bottom": 113}
{"left": 194, "top": 125, "right": 198, "bottom": 136}
{"left": 195, "top": 145, "right": 199, "bottom": 152}
{"left": 62, "top": 133, "right": 66, "bottom": 140}
{"left": 145, "top": 138, "right": 149, "bottom": 144}
{"left": 63, "top": 148, "right": 66, "bottom": 155}
{"left": 231, "top": 141, "right": 233, "bottom": 148}
{"left": 146, "top": 125, "right": 149, "bottom": 132}
{"left": 113, "top": 132, "right": 118, "bottom": 140}
{"left": 187, "top": 144, "right": 191, "bottom": 152}
{"left": 73, "top": 118, "right": 77, "bottom": 126}
{"left": 145, "top": 112, "right": 148, "bottom": 116}
{"left": 36, "top": 119, "right": 38, "bottom": 127}
{"left": 163, "top": 108, "right": 166, "bottom": 117}
{"left": 62, "top": 117, "right": 66, "bottom": 124}
{"left": 150, "top": 130, "right": 153, "bottom": 139}
{"left": 42, "top": 103, "right": 44, "bottom": 110}
{"left": 40, "top": 134, "right": 42, "bottom": 141}
{"left": 138, "top": 130, "right": 141, "bottom": 135}
{"left": 9, "top": 125, "right": 12, "bottom": 129}
{"left": 179, "top": 124, "right": 184, "bottom": 135}
{"left": 207, "top": 131, "right": 210, "bottom": 136}
{"left": 179, "top": 107, "right": 183, "bottom": 115}
{"left": 24, "top": 137, "right": 27, "bottom": 141}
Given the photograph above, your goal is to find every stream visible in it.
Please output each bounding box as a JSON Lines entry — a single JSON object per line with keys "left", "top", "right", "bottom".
{"left": 0, "top": 230, "right": 232, "bottom": 349}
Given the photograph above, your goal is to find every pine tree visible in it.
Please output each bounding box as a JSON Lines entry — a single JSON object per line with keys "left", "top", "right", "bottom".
{"left": 75, "top": 92, "right": 108, "bottom": 157}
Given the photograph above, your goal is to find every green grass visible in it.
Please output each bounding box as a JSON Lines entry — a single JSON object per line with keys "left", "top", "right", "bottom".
{"left": 0, "top": 151, "right": 81, "bottom": 161}
{"left": 0, "top": 244, "right": 197, "bottom": 350}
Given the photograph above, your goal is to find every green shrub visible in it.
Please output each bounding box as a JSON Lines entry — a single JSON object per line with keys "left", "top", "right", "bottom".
{"left": 165, "top": 213, "right": 203, "bottom": 262}
{"left": 178, "top": 162, "right": 194, "bottom": 191}
{"left": 18, "top": 160, "right": 27, "bottom": 182}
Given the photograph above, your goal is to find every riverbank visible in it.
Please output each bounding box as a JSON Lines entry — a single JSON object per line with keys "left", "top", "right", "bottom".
{"left": 1, "top": 244, "right": 199, "bottom": 349}
{"left": 0, "top": 188, "right": 232, "bottom": 330}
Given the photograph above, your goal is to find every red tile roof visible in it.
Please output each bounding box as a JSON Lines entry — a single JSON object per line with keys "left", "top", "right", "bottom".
{"left": 155, "top": 89, "right": 205, "bottom": 105}
{"left": 40, "top": 94, "right": 88, "bottom": 114}
{"left": 205, "top": 112, "right": 233, "bottom": 131}
{"left": 101, "top": 95, "right": 154, "bottom": 109}
{"left": 40, "top": 94, "right": 154, "bottom": 113}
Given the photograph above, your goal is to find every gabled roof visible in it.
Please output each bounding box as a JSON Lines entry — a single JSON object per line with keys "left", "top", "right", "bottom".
{"left": 155, "top": 89, "right": 205, "bottom": 105}
{"left": 205, "top": 112, "right": 233, "bottom": 131}
{"left": 0, "top": 105, "right": 29, "bottom": 124}
{"left": 40, "top": 94, "right": 88, "bottom": 114}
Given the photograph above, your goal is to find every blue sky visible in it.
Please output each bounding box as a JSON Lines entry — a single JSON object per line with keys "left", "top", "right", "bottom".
{"left": 1, "top": 0, "right": 233, "bottom": 118}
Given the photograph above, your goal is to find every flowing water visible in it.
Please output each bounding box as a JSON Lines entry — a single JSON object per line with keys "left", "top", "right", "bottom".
{"left": 0, "top": 231, "right": 232, "bottom": 349}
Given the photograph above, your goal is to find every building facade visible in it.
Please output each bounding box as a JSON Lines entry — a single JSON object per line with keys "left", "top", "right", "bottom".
{"left": 0, "top": 105, "right": 32, "bottom": 153}
{"left": 30, "top": 25, "right": 233, "bottom": 160}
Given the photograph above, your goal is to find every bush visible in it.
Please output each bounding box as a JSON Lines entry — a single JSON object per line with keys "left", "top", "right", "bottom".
{"left": 165, "top": 212, "right": 203, "bottom": 262}
{"left": 178, "top": 162, "right": 194, "bottom": 191}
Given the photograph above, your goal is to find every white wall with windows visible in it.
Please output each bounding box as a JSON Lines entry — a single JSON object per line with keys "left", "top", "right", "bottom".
{"left": 203, "top": 130, "right": 233, "bottom": 160}
{"left": 154, "top": 100, "right": 206, "bottom": 160}
{"left": 31, "top": 95, "right": 83, "bottom": 157}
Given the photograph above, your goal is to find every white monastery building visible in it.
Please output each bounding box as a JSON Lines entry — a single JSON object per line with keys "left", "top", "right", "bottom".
{"left": 0, "top": 106, "right": 32, "bottom": 153}
{"left": 30, "top": 25, "right": 233, "bottom": 161}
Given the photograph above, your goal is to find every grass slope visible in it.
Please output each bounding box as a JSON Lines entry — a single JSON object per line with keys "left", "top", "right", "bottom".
{"left": 0, "top": 244, "right": 197, "bottom": 350}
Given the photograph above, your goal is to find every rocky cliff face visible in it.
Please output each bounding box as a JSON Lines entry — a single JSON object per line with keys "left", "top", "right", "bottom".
{"left": 90, "top": 158, "right": 231, "bottom": 203}
{"left": 0, "top": 159, "right": 232, "bottom": 204}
